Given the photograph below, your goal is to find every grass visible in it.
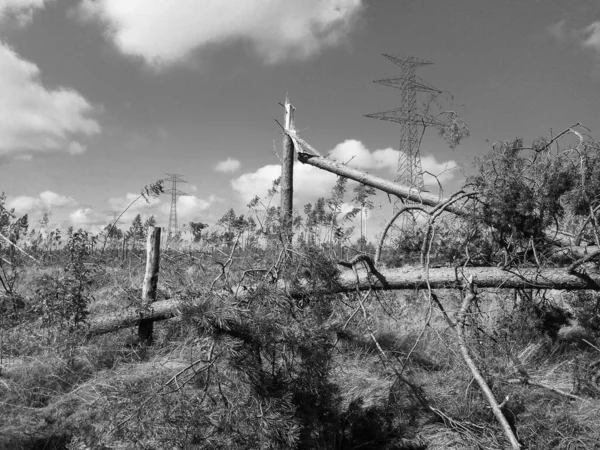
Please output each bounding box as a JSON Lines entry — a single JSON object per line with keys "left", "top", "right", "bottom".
{"left": 1, "top": 249, "right": 600, "bottom": 450}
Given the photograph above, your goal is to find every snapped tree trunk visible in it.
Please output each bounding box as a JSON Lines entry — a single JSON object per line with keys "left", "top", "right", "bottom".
{"left": 280, "top": 96, "right": 295, "bottom": 244}
{"left": 138, "top": 226, "right": 161, "bottom": 345}
{"left": 87, "top": 265, "right": 600, "bottom": 337}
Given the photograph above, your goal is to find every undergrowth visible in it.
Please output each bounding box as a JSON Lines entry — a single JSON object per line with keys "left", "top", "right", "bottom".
{"left": 1, "top": 241, "right": 600, "bottom": 450}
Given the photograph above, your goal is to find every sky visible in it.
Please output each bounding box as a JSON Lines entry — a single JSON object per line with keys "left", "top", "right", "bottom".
{"left": 0, "top": 0, "right": 599, "bottom": 241}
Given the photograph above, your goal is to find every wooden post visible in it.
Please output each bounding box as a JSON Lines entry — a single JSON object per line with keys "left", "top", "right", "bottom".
{"left": 280, "top": 95, "right": 296, "bottom": 244}
{"left": 138, "top": 226, "right": 161, "bottom": 345}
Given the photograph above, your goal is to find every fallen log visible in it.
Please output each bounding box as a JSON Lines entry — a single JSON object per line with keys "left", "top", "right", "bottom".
{"left": 87, "top": 265, "right": 600, "bottom": 337}
{"left": 296, "top": 150, "right": 596, "bottom": 258}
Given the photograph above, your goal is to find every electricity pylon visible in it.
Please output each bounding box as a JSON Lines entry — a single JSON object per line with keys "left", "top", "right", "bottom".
{"left": 163, "top": 173, "right": 188, "bottom": 240}
{"left": 365, "top": 54, "right": 442, "bottom": 229}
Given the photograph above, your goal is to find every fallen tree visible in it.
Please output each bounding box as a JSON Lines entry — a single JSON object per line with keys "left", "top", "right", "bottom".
{"left": 292, "top": 136, "right": 597, "bottom": 258}
{"left": 87, "top": 264, "right": 600, "bottom": 337}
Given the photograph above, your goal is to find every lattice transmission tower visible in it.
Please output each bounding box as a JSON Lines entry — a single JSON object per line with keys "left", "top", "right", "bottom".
{"left": 163, "top": 173, "right": 188, "bottom": 240}
{"left": 365, "top": 54, "right": 442, "bottom": 226}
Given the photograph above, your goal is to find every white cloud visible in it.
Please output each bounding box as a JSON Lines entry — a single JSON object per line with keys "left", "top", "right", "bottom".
{"left": 328, "top": 139, "right": 458, "bottom": 184}
{"left": 106, "top": 191, "right": 216, "bottom": 226}
{"left": 208, "top": 194, "right": 224, "bottom": 203}
{"left": 582, "top": 21, "right": 600, "bottom": 53}
{"left": 329, "top": 139, "right": 396, "bottom": 170}
{"left": 420, "top": 155, "right": 458, "bottom": 185}
{"left": 7, "top": 190, "right": 77, "bottom": 214}
{"left": 232, "top": 139, "right": 458, "bottom": 206}
{"left": 177, "top": 196, "right": 211, "bottom": 221}
{"left": 215, "top": 157, "right": 241, "bottom": 173}
{"left": 76, "top": 0, "right": 363, "bottom": 67}
{"left": 69, "top": 207, "right": 95, "bottom": 226}
{"left": 0, "top": 0, "right": 48, "bottom": 25}
{"left": 548, "top": 19, "right": 600, "bottom": 58}
{"left": 67, "top": 141, "right": 86, "bottom": 155}
{"left": 39, "top": 190, "right": 77, "bottom": 207}
{"left": 232, "top": 163, "right": 338, "bottom": 204}
{"left": 0, "top": 41, "right": 100, "bottom": 157}
{"left": 107, "top": 192, "right": 162, "bottom": 223}
{"left": 7, "top": 195, "right": 40, "bottom": 213}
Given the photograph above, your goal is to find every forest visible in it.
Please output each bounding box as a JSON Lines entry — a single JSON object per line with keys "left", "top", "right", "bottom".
{"left": 2, "top": 118, "right": 600, "bottom": 450}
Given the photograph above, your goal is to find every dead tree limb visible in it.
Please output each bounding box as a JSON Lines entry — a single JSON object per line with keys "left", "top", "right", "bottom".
{"left": 297, "top": 151, "right": 460, "bottom": 213}
{"left": 457, "top": 277, "right": 522, "bottom": 449}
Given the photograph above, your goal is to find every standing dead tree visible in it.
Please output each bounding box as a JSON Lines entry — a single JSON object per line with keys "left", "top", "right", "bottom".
{"left": 138, "top": 226, "right": 161, "bottom": 345}
{"left": 280, "top": 96, "right": 296, "bottom": 244}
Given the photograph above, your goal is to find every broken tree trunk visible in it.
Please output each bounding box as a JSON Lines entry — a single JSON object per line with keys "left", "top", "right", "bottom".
{"left": 87, "top": 265, "right": 600, "bottom": 337}
{"left": 138, "top": 226, "right": 161, "bottom": 345}
{"left": 295, "top": 150, "right": 595, "bottom": 257}
{"left": 297, "top": 152, "right": 460, "bottom": 214}
{"left": 280, "top": 96, "right": 296, "bottom": 244}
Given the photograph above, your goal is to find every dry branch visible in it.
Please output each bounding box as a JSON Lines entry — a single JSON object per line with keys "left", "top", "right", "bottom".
{"left": 456, "top": 277, "right": 522, "bottom": 449}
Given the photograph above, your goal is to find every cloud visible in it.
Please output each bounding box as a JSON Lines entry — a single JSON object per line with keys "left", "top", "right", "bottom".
{"left": 548, "top": 19, "right": 600, "bottom": 57}
{"left": 0, "top": 41, "right": 100, "bottom": 157}
{"left": 39, "top": 190, "right": 77, "bottom": 207}
{"left": 69, "top": 207, "right": 97, "bottom": 228}
{"left": 420, "top": 155, "right": 458, "bottom": 185}
{"left": 106, "top": 191, "right": 217, "bottom": 226}
{"left": 232, "top": 163, "right": 337, "bottom": 204}
{"left": 231, "top": 139, "right": 458, "bottom": 206}
{"left": 582, "top": 21, "right": 600, "bottom": 53}
{"left": 67, "top": 141, "right": 86, "bottom": 155}
{"left": 76, "top": 0, "right": 363, "bottom": 67}
{"left": 0, "top": 0, "right": 48, "bottom": 25}
{"left": 208, "top": 194, "right": 225, "bottom": 203}
{"left": 7, "top": 190, "right": 77, "bottom": 214}
{"left": 107, "top": 192, "right": 162, "bottom": 223}
{"left": 328, "top": 139, "right": 458, "bottom": 184}
{"left": 215, "top": 157, "right": 241, "bottom": 173}
{"left": 7, "top": 195, "right": 40, "bottom": 213}
{"left": 177, "top": 196, "right": 212, "bottom": 221}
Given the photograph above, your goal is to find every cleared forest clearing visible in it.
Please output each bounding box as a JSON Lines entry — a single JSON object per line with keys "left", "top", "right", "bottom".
{"left": 2, "top": 111, "right": 600, "bottom": 449}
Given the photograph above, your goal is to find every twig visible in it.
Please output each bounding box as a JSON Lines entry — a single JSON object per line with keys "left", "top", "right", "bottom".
{"left": 210, "top": 235, "right": 241, "bottom": 291}
{"left": 504, "top": 378, "right": 583, "bottom": 401}
{"left": 567, "top": 250, "right": 600, "bottom": 274}
{"left": 535, "top": 123, "right": 581, "bottom": 153}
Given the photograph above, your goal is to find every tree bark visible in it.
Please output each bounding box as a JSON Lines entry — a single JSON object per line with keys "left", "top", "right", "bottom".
{"left": 138, "top": 226, "right": 161, "bottom": 345}
{"left": 280, "top": 96, "right": 295, "bottom": 244}
{"left": 87, "top": 265, "right": 600, "bottom": 337}
{"left": 297, "top": 152, "right": 459, "bottom": 214}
